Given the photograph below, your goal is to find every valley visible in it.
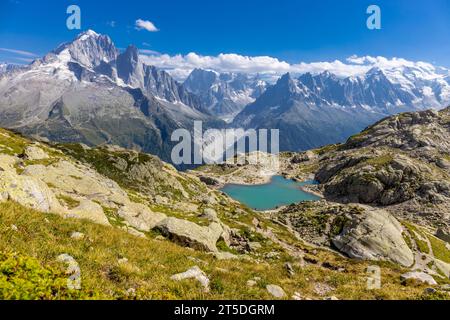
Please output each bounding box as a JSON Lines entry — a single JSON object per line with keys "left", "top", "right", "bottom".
{"left": 1, "top": 107, "right": 450, "bottom": 300}
{"left": 1, "top": 29, "right": 450, "bottom": 301}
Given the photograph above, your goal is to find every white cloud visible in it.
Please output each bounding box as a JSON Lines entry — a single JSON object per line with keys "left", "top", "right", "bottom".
{"left": 0, "top": 48, "right": 38, "bottom": 57}
{"left": 139, "top": 52, "right": 448, "bottom": 82}
{"left": 135, "top": 19, "right": 159, "bottom": 32}
{"left": 140, "top": 49, "right": 161, "bottom": 55}
{"left": 107, "top": 21, "right": 116, "bottom": 28}
{"left": 15, "top": 57, "right": 34, "bottom": 63}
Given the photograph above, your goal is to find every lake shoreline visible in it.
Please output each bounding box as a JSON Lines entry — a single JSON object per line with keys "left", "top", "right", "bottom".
{"left": 220, "top": 175, "right": 322, "bottom": 211}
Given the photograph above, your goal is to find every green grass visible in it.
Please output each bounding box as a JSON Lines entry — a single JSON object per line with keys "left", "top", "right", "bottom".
{"left": 0, "top": 129, "right": 28, "bottom": 156}
{"left": 427, "top": 234, "right": 450, "bottom": 263}
{"left": 347, "top": 130, "right": 370, "bottom": 144}
{"left": 0, "top": 201, "right": 437, "bottom": 300}
{"left": 364, "top": 154, "right": 394, "bottom": 168}
{"left": 312, "top": 144, "right": 341, "bottom": 155}
{"left": 56, "top": 195, "right": 80, "bottom": 210}
{"left": 403, "top": 222, "right": 430, "bottom": 254}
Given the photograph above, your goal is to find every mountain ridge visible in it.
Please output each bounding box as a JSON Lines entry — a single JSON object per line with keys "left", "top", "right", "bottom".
{"left": 233, "top": 68, "right": 450, "bottom": 151}
{"left": 0, "top": 30, "right": 220, "bottom": 163}
{"left": 183, "top": 68, "right": 267, "bottom": 120}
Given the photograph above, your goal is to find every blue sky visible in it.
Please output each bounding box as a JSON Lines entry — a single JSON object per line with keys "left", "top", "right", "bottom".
{"left": 1, "top": 0, "right": 449, "bottom": 68}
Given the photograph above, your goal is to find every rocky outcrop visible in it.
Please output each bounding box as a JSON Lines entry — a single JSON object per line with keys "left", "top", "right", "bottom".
{"left": 57, "top": 144, "right": 205, "bottom": 202}
{"left": 22, "top": 161, "right": 130, "bottom": 206}
{"left": 318, "top": 153, "right": 433, "bottom": 206}
{"left": 67, "top": 200, "right": 110, "bottom": 226}
{"left": 24, "top": 145, "right": 49, "bottom": 161}
{"left": 400, "top": 271, "right": 437, "bottom": 285}
{"left": 332, "top": 206, "right": 414, "bottom": 267}
{"left": 1, "top": 129, "right": 239, "bottom": 257}
{"left": 291, "top": 151, "right": 317, "bottom": 164}
{"left": 276, "top": 202, "right": 415, "bottom": 267}
{"left": 345, "top": 108, "right": 450, "bottom": 155}
{"left": 118, "top": 203, "right": 167, "bottom": 232}
{"left": 286, "top": 108, "right": 450, "bottom": 228}
{"left": 0, "top": 155, "right": 64, "bottom": 214}
{"left": 155, "top": 218, "right": 224, "bottom": 252}
{"left": 436, "top": 227, "right": 450, "bottom": 244}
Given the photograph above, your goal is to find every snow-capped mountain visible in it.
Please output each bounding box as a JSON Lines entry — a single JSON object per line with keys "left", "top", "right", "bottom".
{"left": 0, "top": 63, "right": 25, "bottom": 74}
{"left": 183, "top": 68, "right": 267, "bottom": 121}
{"left": 1, "top": 29, "right": 449, "bottom": 160}
{"left": 0, "top": 30, "right": 219, "bottom": 163}
{"left": 233, "top": 68, "right": 450, "bottom": 151}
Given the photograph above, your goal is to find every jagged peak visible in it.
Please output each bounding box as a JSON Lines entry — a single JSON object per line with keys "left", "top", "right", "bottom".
{"left": 49, "top": 30, "right": 118, "bottom": 69}
{"left": 366, "top": 66, "right": 385, "bottom": 77}
{"left": 121, "top": 45, "right": 140, "bottom": 59}
{"left": 187, "top": 68, "right": 220, "bottom": 80}
{"left": 76, "top": 29, "right": 101, "bottom": 40}
{"left": 278, "top": 72, "right": 294, "bottom": 83}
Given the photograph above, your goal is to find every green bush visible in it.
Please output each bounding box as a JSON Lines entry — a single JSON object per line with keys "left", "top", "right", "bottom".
{"left": 0, "top": 251, "right": 98, "bottom": 300}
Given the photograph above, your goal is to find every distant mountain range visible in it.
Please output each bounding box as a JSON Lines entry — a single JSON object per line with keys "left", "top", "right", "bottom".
{"left": 0, "top": 63, "right": 24, "bottom": 73}
{"left": 233, "top": 65, "right": 450, "bottom": 150}
{"left": 183, "top": 69, "right": 267, "bottom": 121}
{"left": 1, "top": 30, "right": 449, "bottom": 163}
{"left": 0, "top": 30, "right": 222, "bottom": 163}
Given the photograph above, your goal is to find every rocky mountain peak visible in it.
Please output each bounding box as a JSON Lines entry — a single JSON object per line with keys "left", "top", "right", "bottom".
{"left": 116, "top": 44, "right": 145, "bottom": 87}
{"left": 275, "top": 73, "right": 302, "bottom": 95}
{"left": 183, "top": 68, "right": 267, "bottom": 118}
{"left": 365, "top": 67, "right": 387, "bottom": 80}
{"left": 122, "top": 45, "right": 140, "bottom": 61}
{"left": 53, "top": 30, "right": 118, "bottom": 69}
{"left": 184, "top": 68, "right": 219, "bottom": 94}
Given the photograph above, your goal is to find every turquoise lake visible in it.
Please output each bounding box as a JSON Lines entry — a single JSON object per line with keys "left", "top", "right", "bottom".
{"left": 221, "top": 175, "right": 320, "bottom": 211}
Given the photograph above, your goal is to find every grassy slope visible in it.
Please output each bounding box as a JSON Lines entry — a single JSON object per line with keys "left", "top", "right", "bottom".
{"left": 1, "top": 128, "right": 449, "bottom": 300}
{"left": 1, "top": 201, "right": 442, "bottom": 300}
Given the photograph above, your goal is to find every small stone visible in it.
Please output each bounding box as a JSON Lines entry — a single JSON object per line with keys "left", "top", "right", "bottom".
{"left": 10, "top": 224, "right": 18, "bottom": 231}
{"left": 56, "top": 254, "right": 81, "bottom": 290}
{"left": 265, "top": 251, "right": 280, "bottom": 259}
{"left": 324, "top": 296, "right": 339, "bottom": 300}
{"left": 440, "top": 284, "right": 450, "bottom": 291}
{"left": 292, "top": 292, "right": 302, "bottom": 300}
{"left": 70, "top": 232, "right": 85, "bottom": 240}
{"left": 247, "top": 280, "right": 257, "bottom": 287}
{"left": 424, "top": 288, "right": 437, "bottom": 294}
{"left": 118, "top": 257, "right": 129, "bottom": 265}
{"left": 0, "top": 191, "right": 8, "bottom": 201}
{"left": 200, "top": 208, "right": 218, "bottom": 222}
{"left": 314, "top": 283, "right": 335, "bottom": 296}
{"left": 284, "top": 262, "right": 295, "bottom": 277}
{"left": 171, "top": 266, "right": 210, "bottom": 293}
{"left": 125, "top": 227, "right": 146, "bottom": 238}
{"left": 126, "top": 288, "right": 136, "bottom": 297}
{"left": 266, "top": 284, "right": 286, "bottom": 298}
{"left": 248, "top": 242, "right": 262, "bottom": 251}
